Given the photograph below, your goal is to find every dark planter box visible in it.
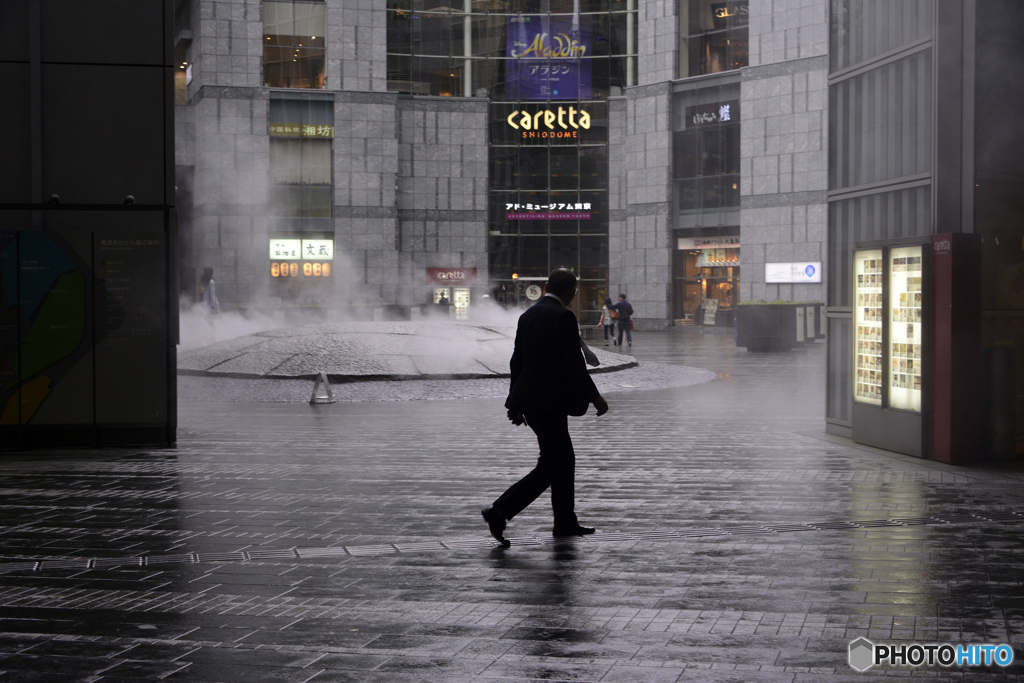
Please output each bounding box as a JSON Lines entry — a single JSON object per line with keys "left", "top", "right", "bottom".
{"left": 736, "top": 303, "right": 823, "bottom": 352}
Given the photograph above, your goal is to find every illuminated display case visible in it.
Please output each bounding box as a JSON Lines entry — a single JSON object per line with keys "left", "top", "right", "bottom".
{"left": 851, "top": 242, "right": 930, "bottom": 459}
{"left": 853, "top": 249, "right": 884, "bottom": 406}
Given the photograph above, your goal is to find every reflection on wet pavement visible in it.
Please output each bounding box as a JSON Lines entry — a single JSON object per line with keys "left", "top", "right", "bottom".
{"left": 2, "top": 331, "right": 1024, "bottom": 681}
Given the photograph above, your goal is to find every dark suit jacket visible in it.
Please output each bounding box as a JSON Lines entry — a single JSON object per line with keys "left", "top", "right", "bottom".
{"left": 505, "top": 296, "right": 600, "bottom": 417}
{"left": 610, "top": 301, "right": 633, "bottom": 322}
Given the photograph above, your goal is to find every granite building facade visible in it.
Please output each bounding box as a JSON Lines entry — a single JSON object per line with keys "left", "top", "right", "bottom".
{"left": 174, "top": 0, "right": 829, "bottom": 327}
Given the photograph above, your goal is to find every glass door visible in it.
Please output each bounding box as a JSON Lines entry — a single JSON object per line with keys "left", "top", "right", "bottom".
{"left": 853, "top": 249, "right": 884, "bottom": 406}
{"left": 453, "top": 287, "right": 470, "bottom": 320}
{"left": 888, "top": 246, "right": 923, "bottom": 412}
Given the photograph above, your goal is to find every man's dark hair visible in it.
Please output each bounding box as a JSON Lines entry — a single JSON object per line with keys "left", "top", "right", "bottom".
{"left": 546, "top": 268, "right": 577, "bottom": 298}
{"left": 618, "top": 293, "right": 627, "bottom": 300}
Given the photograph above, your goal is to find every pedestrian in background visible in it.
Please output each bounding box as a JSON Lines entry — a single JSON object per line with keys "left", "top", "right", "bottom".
{"left": 482, "top": 268, "right": 609, "bottom": 546}
{"left": 611, "top": 293, "right": 633, "bottom": 347}
{"left": 598, "top": 297, "right": 617, "bottom": 346}
{"left": 200, "top": 267, "right": 219, "bottom": 313}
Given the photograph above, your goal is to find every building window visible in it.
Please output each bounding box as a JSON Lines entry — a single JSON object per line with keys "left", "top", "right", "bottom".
{"left": 173, "top": 1, "right": 193, "bottom": 105}
{"left": 386, "top": 2, "right": 637, "bottom": 99}
{"left": 672, "top": 94, "right": 741, "bottom": 217}
{"left": 270, "top": 138, "right": 332, "bottom": 217}
{"left": 264, "top": 0, "right": 326, "bottom": 89}
{"left": 678, "top": 0, "right": 749, "bottom": 78}
{"left": 268, "top": 96, "right": 333, "bottom": 224}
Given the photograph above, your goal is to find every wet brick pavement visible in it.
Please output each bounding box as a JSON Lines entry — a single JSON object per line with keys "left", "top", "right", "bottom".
{"left": 3, "top": 331, "right": 1024, "bottom": 681}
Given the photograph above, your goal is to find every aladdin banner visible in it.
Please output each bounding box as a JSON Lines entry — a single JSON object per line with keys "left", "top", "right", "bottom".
{"left": 506, "top": 15, "right": 591, "bottom": 100}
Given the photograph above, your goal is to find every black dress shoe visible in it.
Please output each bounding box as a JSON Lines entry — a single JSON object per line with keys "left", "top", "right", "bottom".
{"left": 552, "top": 524, "right": 596, "bottom": 537}
{"left": 482, "top": 506, "right": 510, "bottom": 547}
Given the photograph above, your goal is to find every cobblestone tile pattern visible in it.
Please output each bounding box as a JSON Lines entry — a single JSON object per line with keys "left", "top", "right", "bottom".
{"left": 2, "top": 334, "right": 1024, "bottom": 681}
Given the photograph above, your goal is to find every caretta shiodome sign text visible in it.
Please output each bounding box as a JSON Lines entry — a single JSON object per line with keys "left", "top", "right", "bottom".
{"left": 506, "top": 106, "right": 591, "bottom": 139}
{"left": 426, "top": 268, "right": 478, "bottom": 285}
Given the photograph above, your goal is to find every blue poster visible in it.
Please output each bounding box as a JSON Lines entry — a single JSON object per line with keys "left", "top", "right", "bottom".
{"left": 507, "top": 16, "right": 591, "bottom": 100}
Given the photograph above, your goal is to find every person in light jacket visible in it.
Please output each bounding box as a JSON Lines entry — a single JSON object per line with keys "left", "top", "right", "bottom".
{"left": 200, "top": 267, "right": 219, "bottom": 313}
{"left": 598, "top": 297, "right": 617, "bottom": 346}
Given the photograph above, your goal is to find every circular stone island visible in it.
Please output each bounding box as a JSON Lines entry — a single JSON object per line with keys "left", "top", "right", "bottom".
{"left": 177, "top": 321, "right": 637, "bottom": 382}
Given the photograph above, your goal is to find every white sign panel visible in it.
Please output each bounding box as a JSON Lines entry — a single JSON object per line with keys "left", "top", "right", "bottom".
{"left": 302, "top": 239, "right": 334, "bottom": 260}
{"left": 270, "top": 239, "right": 302, "bottom": 260}
{"left": 525, "top": 284, "right": 543, "bottom": 301}
{"left": 269, "top": 239, "right": 334, "bottom": 260}
{"left": 704, "top": 298, "right": 719, "bottom": 325}
{"left": 765, "top": 262, "right": 822, "bottom": 284}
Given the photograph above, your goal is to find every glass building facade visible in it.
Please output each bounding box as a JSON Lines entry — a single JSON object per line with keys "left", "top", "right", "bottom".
{"left": 671, "top": 82, "right": 741, "bottom": 325}
{"left": 386, "top": 0, "right": 637, "bottom": 323}
{"left": 671, "top": 0, "right": 747, "bottom": 328}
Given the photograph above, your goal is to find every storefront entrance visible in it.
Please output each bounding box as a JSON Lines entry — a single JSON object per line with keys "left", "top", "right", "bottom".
{"left": 672, "top": 232, "right": 740, "bottom": 328}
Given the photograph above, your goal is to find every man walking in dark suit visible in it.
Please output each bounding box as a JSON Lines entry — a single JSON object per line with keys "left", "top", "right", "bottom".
{"left": 482, "top": 268, "right": 610, "bottom": 547}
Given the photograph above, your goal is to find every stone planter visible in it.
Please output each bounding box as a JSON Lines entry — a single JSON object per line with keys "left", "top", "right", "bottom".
{"left": 736, "top": 303, "right": 823, "bottom": 352}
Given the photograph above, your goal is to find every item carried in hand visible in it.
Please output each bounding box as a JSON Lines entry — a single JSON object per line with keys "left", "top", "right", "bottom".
{"left": 610, "top": 310, "right": 620, "bottom": 320}
{"left": 630, "top": 320, "right": 635, "bottom": 330}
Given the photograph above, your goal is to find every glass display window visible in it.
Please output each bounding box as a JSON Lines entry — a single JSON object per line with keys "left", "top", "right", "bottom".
{"left": 888, "top": 245, "right": 923, "bottom": 412}
{"left": 853, "top": 249, "right": 884, "bottom": 406}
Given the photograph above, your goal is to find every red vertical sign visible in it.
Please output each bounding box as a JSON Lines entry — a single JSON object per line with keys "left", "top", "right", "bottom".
{"left": 930, "top": 233, "right": 982, "bottom": 464}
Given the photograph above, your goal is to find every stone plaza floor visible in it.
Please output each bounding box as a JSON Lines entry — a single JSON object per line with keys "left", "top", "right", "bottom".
{"left": 3, "top": 330, "right": 1024, "bottom": 681}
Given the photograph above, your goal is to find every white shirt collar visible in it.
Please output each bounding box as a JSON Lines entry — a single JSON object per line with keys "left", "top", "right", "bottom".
{"left": 543, "top": 292, "right": 564, "bottom": 306}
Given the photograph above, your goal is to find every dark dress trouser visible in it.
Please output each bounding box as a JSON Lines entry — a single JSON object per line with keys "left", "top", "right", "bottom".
{"left": 493, "top": 410, "right": 578, "bottom": 528}
{"left": 617, "top": 320, "right": 632, "bottom": 345}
